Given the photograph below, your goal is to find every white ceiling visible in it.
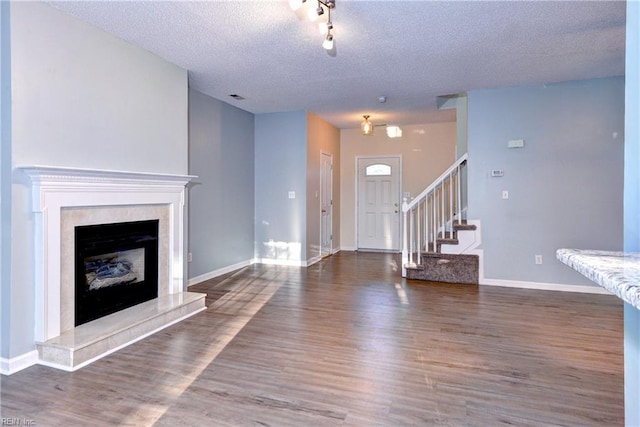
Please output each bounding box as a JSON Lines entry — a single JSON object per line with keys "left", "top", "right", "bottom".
{"left": 48, "top": 0, "right": 626, "bottom": 129}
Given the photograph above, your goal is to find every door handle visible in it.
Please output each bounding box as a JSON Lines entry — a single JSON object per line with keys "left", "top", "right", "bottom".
{"left": 322, "top": 209, "right": 327, "bottom": 213}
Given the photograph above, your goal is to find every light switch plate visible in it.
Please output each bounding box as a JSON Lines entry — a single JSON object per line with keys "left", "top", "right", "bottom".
{"left": 508, "top": 139, "right": 525, "bottom": 148}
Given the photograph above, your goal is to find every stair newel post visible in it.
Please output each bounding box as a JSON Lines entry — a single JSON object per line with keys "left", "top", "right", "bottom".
{"left": 402, "top": 197, "right": 409, "bottom": 276}
{"left": 449, "top": 174, "right": 453, "bottom": 229}
{"left": 416, "top": 202, "right": 421, "bottom": 266}
{"left": 440, "top": 181, "right": 445, "bottom": 241}
{"left": 456, "top": 164, "right": 461, "bottom": 224}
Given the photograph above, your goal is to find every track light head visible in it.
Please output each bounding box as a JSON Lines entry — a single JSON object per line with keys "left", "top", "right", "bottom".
{"left": 319, "top": 20, "right": 333, "bottom": 34}
{"left": 289, "top": 0, "right": 306, "bottom": 11}
{"left": 323, "top": 33, "right": 334, "bottom": 50}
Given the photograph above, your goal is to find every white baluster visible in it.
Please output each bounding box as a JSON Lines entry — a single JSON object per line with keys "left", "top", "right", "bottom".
{"left": 402, "top": 197, "right": 409, "bottom": 275}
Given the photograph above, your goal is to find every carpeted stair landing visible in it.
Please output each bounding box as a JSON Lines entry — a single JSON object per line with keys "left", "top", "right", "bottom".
{"left": 405, "top": 252, "right": 479, "bottom": 285}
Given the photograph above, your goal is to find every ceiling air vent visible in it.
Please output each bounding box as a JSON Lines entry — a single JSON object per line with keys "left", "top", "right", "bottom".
{"left": 229, "top": 94, "right": 245, "bottom": 100}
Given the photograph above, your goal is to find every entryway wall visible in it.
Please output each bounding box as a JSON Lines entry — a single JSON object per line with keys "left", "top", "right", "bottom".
{"left": 306, "top": 112, "right": 341, "bottom": 263}
{"left": 339, "top": 122, "right": 457, "bottom": 250}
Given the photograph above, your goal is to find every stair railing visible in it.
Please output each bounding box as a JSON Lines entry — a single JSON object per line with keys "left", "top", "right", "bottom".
{"left": 402, "top": 154, "right": 468, "bottom": 276}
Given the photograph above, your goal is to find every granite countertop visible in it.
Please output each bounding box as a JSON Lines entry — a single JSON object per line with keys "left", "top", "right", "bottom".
{"left": 557, "top": 249, "right": 640, "bottom": 310}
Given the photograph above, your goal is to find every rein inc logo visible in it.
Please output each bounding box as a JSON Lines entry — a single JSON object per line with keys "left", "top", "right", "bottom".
{"left": 1, "top": 418, "right": 35, "bottom": 426}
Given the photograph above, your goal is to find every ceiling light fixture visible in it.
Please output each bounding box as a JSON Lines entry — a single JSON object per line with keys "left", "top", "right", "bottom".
{"left": 361, "top": 115, "right": 375, "bottom": 136}
{"left": 386, "top": 125, "right": 403, "bottom": 138}
{"left": 291, "top": 0, "right": 336, "bottom": 50}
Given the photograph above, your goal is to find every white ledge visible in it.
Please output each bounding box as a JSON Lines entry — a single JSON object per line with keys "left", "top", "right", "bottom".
{"left": 18, "top": 165, "right": 196, "bottom": 186}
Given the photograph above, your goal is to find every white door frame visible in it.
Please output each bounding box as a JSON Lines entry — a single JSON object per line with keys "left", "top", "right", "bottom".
{"left": 320, "top": 151, "right": 333, "bottom": 257}
{"left": 355, "top": 154, "right": 403, "bottom": 251}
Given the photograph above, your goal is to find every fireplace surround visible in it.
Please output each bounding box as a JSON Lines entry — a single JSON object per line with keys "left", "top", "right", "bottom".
{"left": 20, "top": 165, "right": 205, "bottom": 370}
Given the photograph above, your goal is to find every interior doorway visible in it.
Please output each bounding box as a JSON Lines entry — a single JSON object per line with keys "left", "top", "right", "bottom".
{"left": 320, "top": 151, "right": 333, "bottom": 258}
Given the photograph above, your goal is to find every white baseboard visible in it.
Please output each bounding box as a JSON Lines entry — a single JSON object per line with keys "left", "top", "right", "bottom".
{"left": 253, "top": 258, "right": 305, "bottom": 267}
{"left": 188, "top": 259, "right": 254, "bottom": 287}
{"left": 473, "top": 248, "right": 608, "bottom": 295}
{"left": 340, "top": 246, "right": 357, "bottom": 251}
{"left": 305, "top": 255, "right": 322, "bottom": 267}
{"left": 1, "top": 350, "right": 39, "bottom": 376}
{"left": 192, "top": 252, "right": 343, "bottom": 276}
{"left": 481, "top": 278, "right": 612, "bottom": 295}
{"left": 302, "top": 250, "right": 342, "bottom": 267}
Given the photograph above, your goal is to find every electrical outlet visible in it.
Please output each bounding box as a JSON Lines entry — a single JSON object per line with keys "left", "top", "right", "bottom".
{"left": 535, "top": 255, "right": 542, "bottom": 265}
{"left": 188, "top": 252, "right": 193, "bottom": 263}
{"left": 502, "top": 190, "right": 509, "bottom": 199}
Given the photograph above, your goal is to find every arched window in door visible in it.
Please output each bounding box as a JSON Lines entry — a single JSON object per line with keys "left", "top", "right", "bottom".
{"left": 365, "top": 164, "right": 392, "bottom": 176}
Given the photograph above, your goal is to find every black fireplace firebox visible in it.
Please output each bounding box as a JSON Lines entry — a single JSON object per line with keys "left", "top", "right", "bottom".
{"left": 75, "top": 219, "right": 159, "bottom": 326}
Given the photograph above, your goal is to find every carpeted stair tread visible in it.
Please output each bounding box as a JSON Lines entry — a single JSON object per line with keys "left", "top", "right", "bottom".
{"left": 437, "top": 237, "right": 459, "bottom": 245}
{"left": 453, "top": 223, "right": 476, "bottom": 231}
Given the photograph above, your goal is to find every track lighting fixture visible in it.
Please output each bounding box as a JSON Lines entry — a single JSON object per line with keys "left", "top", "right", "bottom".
{"left": 290, "top": 0, "right": 336, "bottom": 50}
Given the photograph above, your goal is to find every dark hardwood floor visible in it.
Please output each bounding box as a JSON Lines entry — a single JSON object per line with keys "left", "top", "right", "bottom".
{"left": 1, "top": 252, "right": 624, "bottom": 426}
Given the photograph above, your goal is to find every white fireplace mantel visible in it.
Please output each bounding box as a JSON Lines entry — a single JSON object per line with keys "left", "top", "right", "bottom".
{"left": 19, "top": 165, "right": 196, "bottom": 343}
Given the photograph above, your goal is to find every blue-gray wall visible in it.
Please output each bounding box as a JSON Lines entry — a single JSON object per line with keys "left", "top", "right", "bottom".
{"left": 624, "top": 1, "right": 640, "bottom": 424}
{"left": 5, "top": 2, "right": 188, "bottom": 360}
{"left": 254, "top": 112, "right": 308, "bottom": 263}
{"left": 1, "top": 0, "right": 11, "bottom": 359}
{"left": 468, "top": 77, "right": 624, "bottom": 287}
{"left": 188, "top": 89, "right": 255, "bottom": 278}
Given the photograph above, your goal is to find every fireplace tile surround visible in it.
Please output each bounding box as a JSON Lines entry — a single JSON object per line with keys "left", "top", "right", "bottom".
{"left": 62, "top": 206, "right": 168, "bottom": 331}
{"left": 19, "top": 165, "right": 206, "bottom": 371}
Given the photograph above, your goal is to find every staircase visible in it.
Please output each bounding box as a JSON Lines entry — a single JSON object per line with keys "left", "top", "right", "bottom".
{"left": 401, "top": 154, "right": 481, "bottom": 284}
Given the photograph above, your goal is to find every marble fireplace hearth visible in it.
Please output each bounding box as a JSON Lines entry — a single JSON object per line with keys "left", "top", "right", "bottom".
{"left": 20, "top": 166, "right": 206, "bottom": 371}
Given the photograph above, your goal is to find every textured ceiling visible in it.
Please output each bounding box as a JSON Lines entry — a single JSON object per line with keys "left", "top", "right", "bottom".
{"left": 48, "top": 0, "right": 626, "bottom": 129}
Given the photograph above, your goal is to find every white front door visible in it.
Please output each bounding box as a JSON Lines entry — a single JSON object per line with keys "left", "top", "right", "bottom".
{"left": 357, "top": 156, "right": 401, "bottom": 251}
{"left": 320, "top": 152, "right": 333, "bottom": 257}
